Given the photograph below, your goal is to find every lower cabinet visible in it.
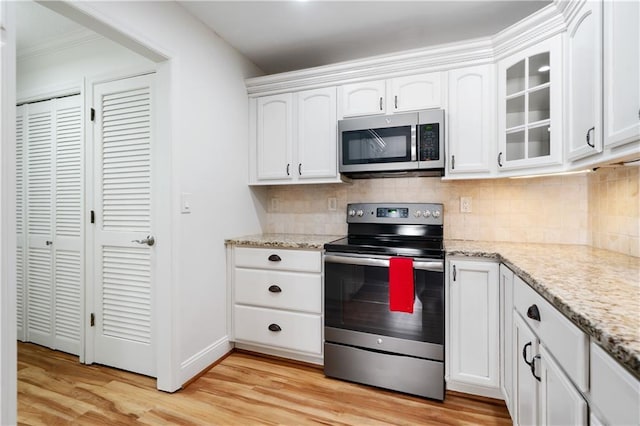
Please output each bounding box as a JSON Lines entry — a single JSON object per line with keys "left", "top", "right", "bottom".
{"left": 499, "top": 264, "right": 515, "bottom": 417}
{"left": 511, "top": 274, "right": 588, "bottom": 426}
{"left": 447, "top": 258, "right": 501, "bottom": 398}
{"left": 228, "top": 246, "right": 323, "bottom": 364}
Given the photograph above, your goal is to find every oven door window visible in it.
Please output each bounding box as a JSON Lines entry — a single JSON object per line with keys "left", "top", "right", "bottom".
{"left": 325, "top": 261, "right": 444, "bottom": 344}
{"left": 341, "top": 126, "right": 412, "bottom": 165}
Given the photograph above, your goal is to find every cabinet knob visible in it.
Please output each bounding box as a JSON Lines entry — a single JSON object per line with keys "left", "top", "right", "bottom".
{"left": 527, "top": 304, "right": 541, "bottom": 321}
{"left": 268, "top": 323, "right": 282, "bottom": 332}
{"left": 268, "top": 254, "right": 281, "bottom": 262}
{"left": 268, "top": 285, "right": 282, "bottom": 293}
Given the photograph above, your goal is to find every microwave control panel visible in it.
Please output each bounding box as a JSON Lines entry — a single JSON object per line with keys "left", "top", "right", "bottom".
{"left": 418, "top": 123, "right": 440, "bottom": 161}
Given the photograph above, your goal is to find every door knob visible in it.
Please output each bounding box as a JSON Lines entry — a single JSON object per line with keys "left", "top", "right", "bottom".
{"left": 132, "top": 235, "right": 155, "bottom": 246}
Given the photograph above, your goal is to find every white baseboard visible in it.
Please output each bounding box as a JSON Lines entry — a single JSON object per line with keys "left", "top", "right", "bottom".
{"left": 179, "top": 336, "right": 233, "bottom": 386}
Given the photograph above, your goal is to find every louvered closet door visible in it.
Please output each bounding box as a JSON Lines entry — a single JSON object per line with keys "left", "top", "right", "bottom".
{"left": 52, "top": 95, "right": 83, "bottom": 355}
{"left": 25, "top": 100, "right": 55, "bottom": 349}
{"left": 21, "top": 95, "right": 83, "bottom": 355}
{"left": 92, "top": 74, "right": 156, "bottom": 377}
{"left": 16, "top": 105, "right": 26, "bottom": 341}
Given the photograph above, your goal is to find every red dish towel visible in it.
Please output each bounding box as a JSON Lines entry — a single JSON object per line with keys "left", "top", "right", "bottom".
{"left": 389, "top": 257, "right": 414, "bottom": 313}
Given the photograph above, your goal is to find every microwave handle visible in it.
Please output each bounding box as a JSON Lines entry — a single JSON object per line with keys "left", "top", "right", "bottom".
{"left": 411, "top": 125, "right": 417, "bottom": 161}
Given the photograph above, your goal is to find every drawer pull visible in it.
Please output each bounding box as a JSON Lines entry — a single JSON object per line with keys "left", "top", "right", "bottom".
{"left": 268, "top": 254, "right": 281, "bottom": 262}
{"left": 268, "top": 285, "right": 282, "bottom": 293}
{"left": 523, "top": 342, "right": 533, "bottom": 366}
{"left": 527, "top": 304, "right": 541, "bottom": 321}
{"left": 530, "top": 354, "right": 541, "bottom": 382}
{"left": 268, "top": 323, "right": 282, "bottom": 332}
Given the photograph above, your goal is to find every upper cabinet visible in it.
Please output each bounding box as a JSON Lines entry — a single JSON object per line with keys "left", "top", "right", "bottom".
{"left": 255, "top": 93, "right": 293, "bottom": 181}
{"left": 497, "top": 35, "right": 563, "bottom": 171}
{"left": 250, "top": 87, "right": 339, "bottom": 185}
{"left": 340, "top": 72, "right": 443, "bottom": 118}
{"left": 602, "top": 0, "right": 640, "bottom": 149}
{"left": 447, "top": 64, "right": 496, "bottom": 177}
{"left": 566, "top": 1, "right": 603, "bottom": 161}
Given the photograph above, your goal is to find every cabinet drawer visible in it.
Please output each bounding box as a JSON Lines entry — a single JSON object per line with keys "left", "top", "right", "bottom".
{"left": 235, "top": 268, "right": 321, "bottom": 313}
{"left": 513, "top": 276, "right": 588, "bottom": 391}
{"left": 234, "top": 247, "right": 321, "bottom": 273}
{"left": 590, "top": 341, "right": 640, "bottom": 426}
{"left": 234, "top": 305, "right": 322, "bottom": 354}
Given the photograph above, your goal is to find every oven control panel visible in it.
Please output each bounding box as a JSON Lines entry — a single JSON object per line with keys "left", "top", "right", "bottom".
{"left": 347, "top": 203, "right": 443, "bottom": 225}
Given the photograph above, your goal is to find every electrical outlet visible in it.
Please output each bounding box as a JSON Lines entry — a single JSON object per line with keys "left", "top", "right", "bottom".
{"left": 270, "top": 198, "right": 280, "bottom": 212}
{"left": 328, "top": 197, "right": 337, "bottom": 211}
{"left": 460, "top": 196, "right": 472, "bottom": 213}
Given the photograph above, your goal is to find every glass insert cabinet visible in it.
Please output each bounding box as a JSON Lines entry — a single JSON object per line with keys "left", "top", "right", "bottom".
{"left": 498, "top": 35, "right": 563, "bottom": 170}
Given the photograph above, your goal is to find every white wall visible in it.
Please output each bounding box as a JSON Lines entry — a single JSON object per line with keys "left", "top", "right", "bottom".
{"left": 0, "top": 1, "right": 17, "bottom": 423}
{"left": 17, "top": 36, "right": 155, "bottom": 99}
{"left": 54, "top": 1, "right": 266, "bottom": 388}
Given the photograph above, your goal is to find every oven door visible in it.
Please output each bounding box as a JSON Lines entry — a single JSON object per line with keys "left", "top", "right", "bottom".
{"left": 324, "top": 253, "right": 444, "bottom": 360}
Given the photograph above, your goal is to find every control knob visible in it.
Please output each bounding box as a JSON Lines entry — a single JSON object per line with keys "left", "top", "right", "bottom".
{"left": 348, "top": 209, "right": 356, "bottom": 217}
{"left": 423, "top": 210, "right": 431, "bottom": 218}
{"left": 356, "top": 210, "right": 364, "bottom": 217}
{"left": 433, "top": 210, "right": 441, "bottom": 218}
{"left": 414, "top": 210, "right": 422, "bottom": 218}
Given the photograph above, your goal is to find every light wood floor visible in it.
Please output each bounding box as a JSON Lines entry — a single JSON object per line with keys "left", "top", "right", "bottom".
{"left": 18, "top": 342, "right": 511, "bottom": 425}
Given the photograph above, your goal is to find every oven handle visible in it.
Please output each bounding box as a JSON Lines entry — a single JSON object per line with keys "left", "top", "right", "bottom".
{"left": 324, "top": 254, "right": 443, "bottom": 272}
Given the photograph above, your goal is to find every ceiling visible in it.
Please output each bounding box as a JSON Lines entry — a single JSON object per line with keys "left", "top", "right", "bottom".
{"left": 16, "top": 1, "right": 551, "bottom": 75}
{"left": 178, "top": 1, "right": 551, "bottom": 74}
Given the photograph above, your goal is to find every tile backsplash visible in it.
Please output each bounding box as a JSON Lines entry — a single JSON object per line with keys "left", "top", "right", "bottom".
{"left": 264, "top": 166, "right": 640, "bottom": 257}
{"left": 589, "top": 166, "right": 640, "bottom": 257}
{"left": 265, "top": 174, "right": 590, "bottom": 244}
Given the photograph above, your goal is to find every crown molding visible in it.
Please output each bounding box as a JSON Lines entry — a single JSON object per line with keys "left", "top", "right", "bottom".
{"left": 17, "top": 27, "right": 102, "bottom": 61}
{"left": 246, "top": 1, "right": 570, "bottom": 97}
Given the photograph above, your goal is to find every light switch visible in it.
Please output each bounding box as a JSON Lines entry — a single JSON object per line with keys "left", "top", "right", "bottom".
{"left": 181, "top": 192, "right": 192, "bottom": 214}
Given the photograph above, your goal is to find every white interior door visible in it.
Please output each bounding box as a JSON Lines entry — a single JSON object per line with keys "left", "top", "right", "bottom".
{"left": 90, "top": 73, "right": 156, "bottom": 377}
{"left": 20, "top": 95, "right": 83, "bottom": 355}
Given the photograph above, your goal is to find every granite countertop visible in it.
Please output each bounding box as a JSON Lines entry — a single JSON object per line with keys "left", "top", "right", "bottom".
{"left": 446, "top": 240, "right": 640, "bottom": 380}
{"left": 225, "top": 233, "right": 343, "bottom": 250}
{"left": 225, "top": 233, "right": 640, "bottom": 379}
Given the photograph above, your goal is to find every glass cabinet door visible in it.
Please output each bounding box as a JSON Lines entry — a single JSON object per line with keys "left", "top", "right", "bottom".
{"left": 499, "top": 36, "right": 562, "bottom": 170}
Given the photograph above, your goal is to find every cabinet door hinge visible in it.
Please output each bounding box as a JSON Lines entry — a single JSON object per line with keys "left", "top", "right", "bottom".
{"left": 90, "top": 313, "right": 95, "bottom": 327}
{"left": 90, "top": 108, "right": 95, "bottom": 122}
{"left": 90, "top": 210, "right": 95, "bottom": 224}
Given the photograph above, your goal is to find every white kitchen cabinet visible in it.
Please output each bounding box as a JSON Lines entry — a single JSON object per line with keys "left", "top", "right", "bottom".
{"left": 513, "top": 313, "right": 538, "bottom": 426}
{"left": 447, "top": 259, "right": 500, "bottom": 398}
{"left": 539, "top": 344, "right": 587, "bottom": 426}
{"left": 389, "top": 73, "right": 442, "bottom": 113}
{"left": 251, "top": 87, "right": 339, "bottom": 185}
{"left": 512, "top": 276, "right": 588, "bottom": 426}
{"left": 340, "top": 72, "right": 442, "bottom": 117}
{"left": 603, "top": 0, "right": 640, "bottom": 149}
{"left": 566, "top": 1, "right": 602, "bottom": 161}
{"left": 590, "top": 341, "right": 640, "bottom": 426}
{"left": 297, "top": 87, "right": 338, "bottom": 180}
{"left": 256, "top": 93, "right": 293, "bottom": 181}
{"left": 446, "top": 64, "right": 495, "bottom": 176}
{"left": 340, "top": 80, "right": 386, "bottom": 117}
{"left": 229, "top": 246, "right": 323, "bottom": 364}
{"left": 499, "top": 264, "right": 514, "bottom": 417}
{"left": 497, "top": 35, "right": 563, "bottom": 171}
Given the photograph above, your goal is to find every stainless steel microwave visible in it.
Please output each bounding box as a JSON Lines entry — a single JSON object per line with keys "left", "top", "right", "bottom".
{"left": 338, "top": 109, "right": 445, "bottom": 177}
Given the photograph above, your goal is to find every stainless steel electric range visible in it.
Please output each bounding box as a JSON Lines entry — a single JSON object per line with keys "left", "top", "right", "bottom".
{"left": 323, "top": 202, "right": 445, "bottom": 400}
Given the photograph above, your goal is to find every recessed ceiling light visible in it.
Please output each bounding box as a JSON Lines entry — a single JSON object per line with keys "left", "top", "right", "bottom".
{"left": 538, "top": 65, "right": 550, "bottom": 72}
